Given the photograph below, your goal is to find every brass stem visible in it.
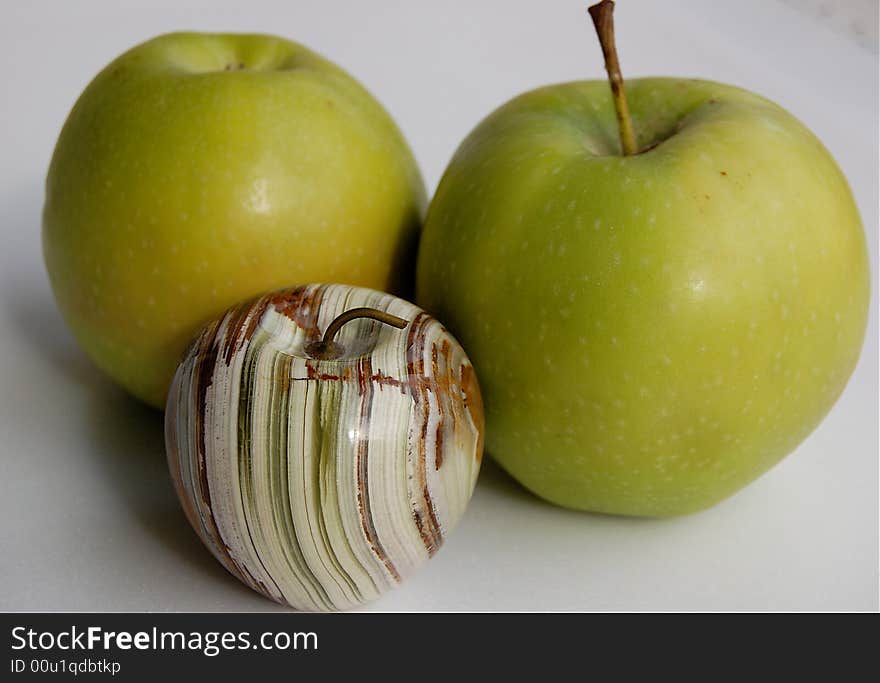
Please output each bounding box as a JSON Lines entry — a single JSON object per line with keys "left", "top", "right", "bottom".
{"left": 322, "top": 307, "right": 408, "bottom": 346}
{"left": 309, "top": 307, "right": 409, "bottom": 360}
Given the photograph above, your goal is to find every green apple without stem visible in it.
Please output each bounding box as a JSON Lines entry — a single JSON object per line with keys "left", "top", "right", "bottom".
{"left": 44, "top": 32, "right": 425, "bottom": 408}
{"left": 416, "top": 1, "right": 869, "bottom": 516}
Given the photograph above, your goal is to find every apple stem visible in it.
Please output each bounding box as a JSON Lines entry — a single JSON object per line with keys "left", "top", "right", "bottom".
{"left": 588, "top": 0, "right": 638, "bottom": 156}
{"left": 309, "top": 308, "right": 409, "bottom": 360}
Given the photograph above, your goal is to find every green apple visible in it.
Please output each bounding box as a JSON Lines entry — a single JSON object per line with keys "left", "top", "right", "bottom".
{"left": 416, "top": 5, "right": 869, "bottom": 516}
{"left": 44, "top": 32, "right": 425, "bottom": 408}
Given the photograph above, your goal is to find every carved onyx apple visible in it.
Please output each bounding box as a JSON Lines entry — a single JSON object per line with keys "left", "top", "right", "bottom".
{"left": 165, "top": 284, "right": 484, "bottom": 610}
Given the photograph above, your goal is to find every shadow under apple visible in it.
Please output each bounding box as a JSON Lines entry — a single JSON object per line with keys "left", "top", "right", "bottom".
{"left": 0, "top": 252, "right": 262, "bottom": 605}
{"left": 0, "top": 169, "right": 602, "bottom": 608}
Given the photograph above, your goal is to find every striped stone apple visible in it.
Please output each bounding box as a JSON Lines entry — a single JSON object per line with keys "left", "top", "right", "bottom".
{"left": 165, "top": 284, "right": 484, "bottom": 610}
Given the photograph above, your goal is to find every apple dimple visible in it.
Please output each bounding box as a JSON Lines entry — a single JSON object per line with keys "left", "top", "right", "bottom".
{"left": 156, "top": 33, "right": 317, "bottom": 75}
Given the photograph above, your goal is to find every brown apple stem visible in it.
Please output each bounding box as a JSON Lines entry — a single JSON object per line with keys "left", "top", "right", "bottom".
{"left": 309, "top": 307, "right": 409, "bottom": 360}
{"left": 588, "top": 0, "right": 637, "bottom": 156}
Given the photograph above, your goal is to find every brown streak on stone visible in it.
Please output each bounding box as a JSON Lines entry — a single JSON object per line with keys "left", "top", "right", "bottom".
{"left": 434, "top": 420, "right": 444, "bottom": 470}
{"left": 289, "top": 367, "right": 449, "bottom": 400}
{"left": 460, "top": 363, "right": 485, "bottom": 462}
{"left": 431, "top": 342, "right": 444, "bottom": 470}
{"left": 305, "top": 362, "right": 319, "bottom": 381}
{"left": 354, "top": 355, "right": 401, "bottom": 581}
{"left": 195, "top": 323, "right": 219, "bottom": 508}
{"left": 404, "top": 314, "right": 436, "bottom": 553}
{"left": 222, "top": 298, "right": 262, "bottom": 365}
{"left": 371, "top": 371, "right": 404, "bottom": 392}
{"left": 269, "top": 285, "right": 325, "bottom": 341}
{"left": 190, "top": 318, "right": 259, "bottom": 591}
{"left": 238, "top": 295, "right": 271, "bottom": 354}
{"left": 405, "top": 314, "right": 443, "bottom": 555}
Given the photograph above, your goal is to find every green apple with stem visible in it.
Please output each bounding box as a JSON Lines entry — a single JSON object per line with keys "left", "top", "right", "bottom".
{"left": 416, "top": 0, "right": 870, "bottom": 516}
{"left": 44, "top": 32, "right": 425, "bottom": 408}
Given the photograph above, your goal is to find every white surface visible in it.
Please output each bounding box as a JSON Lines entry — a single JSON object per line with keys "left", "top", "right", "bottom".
{"left": 0, "top": 0, "right": 877, "bottom": 612}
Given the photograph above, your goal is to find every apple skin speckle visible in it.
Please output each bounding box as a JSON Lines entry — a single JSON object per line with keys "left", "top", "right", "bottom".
{"left": 415, "top": 77, "right": 870, "bottom": 517}
{"left": 42, "top": 32, "right": 426, "bottom": 408}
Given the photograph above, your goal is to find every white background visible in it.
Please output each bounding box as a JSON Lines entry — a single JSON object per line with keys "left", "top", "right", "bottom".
{"left": 0, "top": 0, "right": 877, "bottom": 611}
